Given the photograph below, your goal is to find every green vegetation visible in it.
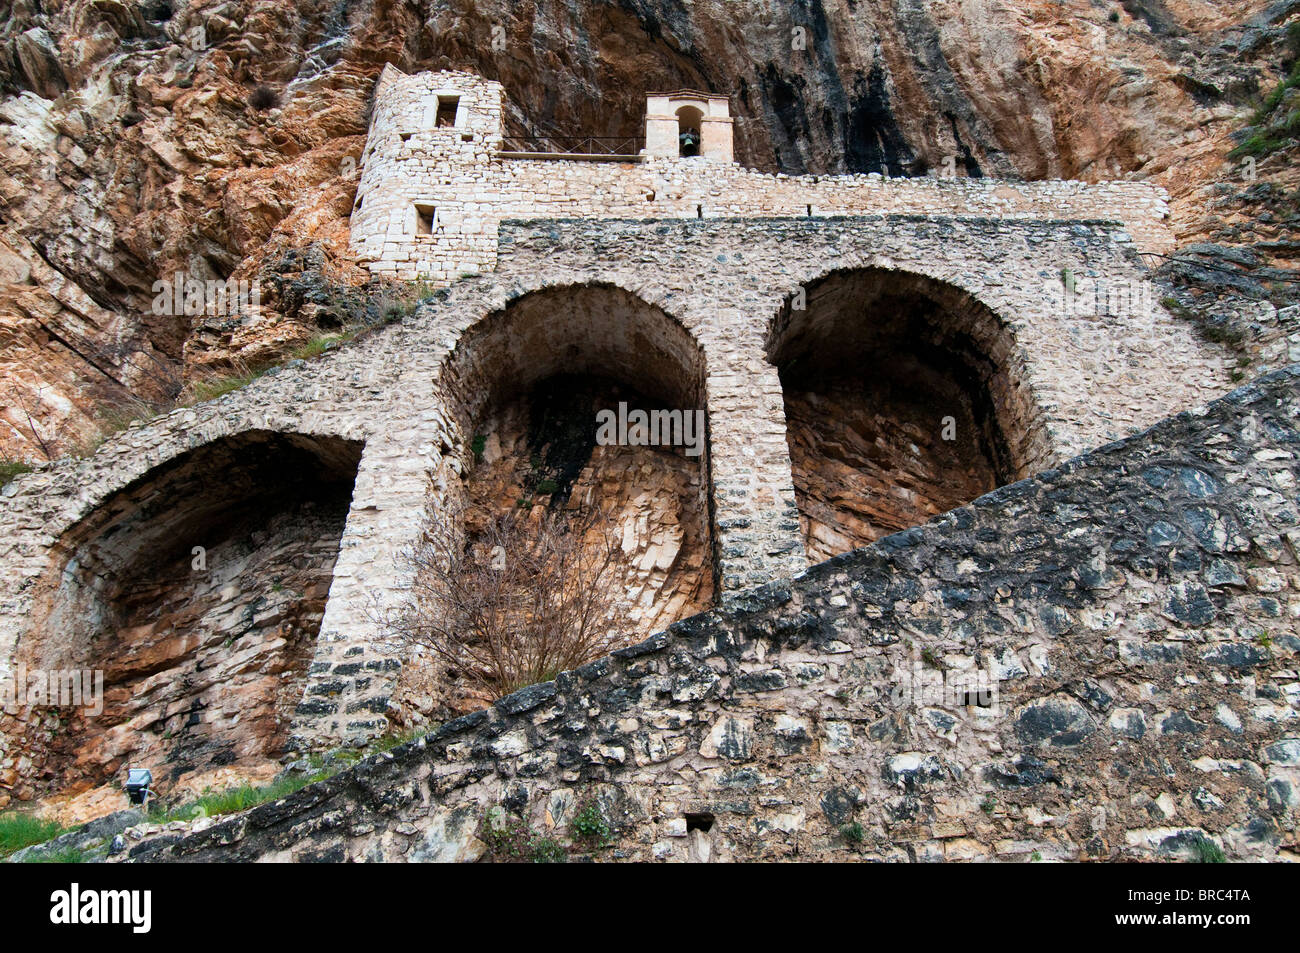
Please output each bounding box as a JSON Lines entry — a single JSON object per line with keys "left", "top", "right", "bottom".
{"left": 529, "top": 837, "right": 567, "bottom": 863}
{"left": 156, "top": 770, "right": 332, "bottom": 823}
{"left": 571, "top": 800, "right": 612, "bottom": 850}
{"left": 24, "top": 845, "right": 87, "bottom": 864}
{"left": 840, "top": 821, "right": 865, "bottom": 846}
{"left": 480, "top": 811, "right": 567, "bottom": 863}
{"left": 0, "top": 813, "right": 67, "bottom": 859}
{"left": 0, "top": 459, "right": 33, "bottom": 487}
{"left": 0, "top": 725, "right": 438, "bottom": 861}
{"left": 1196, "top": 322, "right": 1247, "bottom": 349}
{"left": 1228, "top": 44, "right": 1300, "bottom": 160}
{"left": 183, "top": 365, "right": 264, "bottom": 405}
{"left": 980, "top": 796, "right": 997, "bottom": 816}
{"left": 1161, "top": 296, "right": 1248, "bottom": 354}
{"left": 1194, "top": 838, "right": 1226, "bottom": 863}
{"left": 290, "top": 333, "right": 348, "bottom": 362}
{"left": 377, "top": 277, "right": 438, "bottom": 323}
{"left": 372, "top": 726, "right": 424, "bottom": 754}
{"left": 156, "top": 725, "right": 436, "bottom": 822}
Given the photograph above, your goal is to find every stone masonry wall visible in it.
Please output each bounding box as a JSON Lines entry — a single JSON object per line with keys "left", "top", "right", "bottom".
{"left": 0, "top": 217, "right": 1235, "bottom": 754}
{"left": 349, "top": 66, "right": 1176, "bottom": 283}
{"left": 125, "top": 367, "right": 1300, "bottom": 863}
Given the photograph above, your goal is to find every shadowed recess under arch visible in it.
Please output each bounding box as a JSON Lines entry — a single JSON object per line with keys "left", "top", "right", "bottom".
{"left": 767, "top": 267, "right": 1045, "bottom": 562}
{"left": 4, "top": 430, "right": 363, "bottom": 801}
{"left": 417, "top": 283, "right": 716, "bottom": 714}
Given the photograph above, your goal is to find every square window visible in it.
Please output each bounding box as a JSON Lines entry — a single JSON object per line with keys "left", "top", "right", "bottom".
{"left": 414, "top": 203, "right": 436, "bottom": 235}
{"left": 436, "top": 95, "right": 459, "bottom": 128}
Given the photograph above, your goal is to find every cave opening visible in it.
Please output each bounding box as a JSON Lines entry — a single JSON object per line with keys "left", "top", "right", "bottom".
{"left": 6, "top": 431, "right": 362, "bottom": 801}
{"left": 767, "top": 269, "right": 1037, "bottom": 563}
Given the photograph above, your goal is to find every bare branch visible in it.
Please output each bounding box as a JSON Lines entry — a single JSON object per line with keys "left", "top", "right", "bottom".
{"left": 388, "top": 498, "right": 632, "bottom": 703}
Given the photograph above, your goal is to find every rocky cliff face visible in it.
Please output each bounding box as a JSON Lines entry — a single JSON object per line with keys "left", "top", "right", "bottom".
{"left": 1, "top": 0, "right": 1297, "bottom": 460}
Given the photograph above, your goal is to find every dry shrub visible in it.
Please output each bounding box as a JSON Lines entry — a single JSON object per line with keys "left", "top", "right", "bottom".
{"left": 249, "top": 85, "right": 280, "bottom": 111}
{"left": 392, "top": 502, "right": 630, "bottom": 701}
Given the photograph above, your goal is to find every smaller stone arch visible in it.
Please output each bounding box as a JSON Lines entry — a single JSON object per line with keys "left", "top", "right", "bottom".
{"left": 676, "top": 105, "right": 703, "bottom": 157}
{"left": 767, "top": 267, "right": 1046, "bottom": 561}
{"left": 3, "top": 429, "right": 363, "bottom": 802}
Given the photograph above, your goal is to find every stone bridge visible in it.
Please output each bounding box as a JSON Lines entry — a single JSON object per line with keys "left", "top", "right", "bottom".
{"left": 0, "top": 215, "right": 1233, "bottom": 803}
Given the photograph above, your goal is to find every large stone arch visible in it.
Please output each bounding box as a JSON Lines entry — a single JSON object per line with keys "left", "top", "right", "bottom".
{"left": 410, "top": 282, "right": 717, "bottom": 713}
{"left": 2, "top": 429, "right": 363, "bottom": 802}
{"left": 766, "top": 267, "right": 1046, "bottom": 562}
{"left": 439, "top": 281, "right": 709, "bottom": 425}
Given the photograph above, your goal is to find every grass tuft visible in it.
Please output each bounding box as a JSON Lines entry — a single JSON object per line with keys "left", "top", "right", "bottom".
{"left": 0, "top": 459, "right": 34, "bottom": 487}
{"left": 1194, "top": 837, "right": 1227, "bottom": 863}
{"left": 158, "top": 771, "right": 331, "bottom": 823}
{"left": 0, "top": 813, "right": 67, "bottom": 858}
{"left": 23, "top": 845, "right": 87, "bottom": 864}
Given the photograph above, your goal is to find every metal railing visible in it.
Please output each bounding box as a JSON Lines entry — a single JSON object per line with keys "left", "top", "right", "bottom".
{"left": 498, "top": 134, "right": 644, "bottom": 158}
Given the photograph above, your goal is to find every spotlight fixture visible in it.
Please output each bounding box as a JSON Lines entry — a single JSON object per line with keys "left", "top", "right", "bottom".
{"left": 125, "top": 767, "right": 153, "bottom": 807}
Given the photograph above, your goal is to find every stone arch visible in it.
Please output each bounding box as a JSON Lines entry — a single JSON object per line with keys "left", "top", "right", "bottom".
{"left": 676, "top": 105, "right": 703, "bottom": 157}
{"left": 4, "top": 429, "right": 363, "bottom": 801}
{"left": 425, "top": 282, "right": 716, "bottom": 710}
{"left": 766, "top": 267, "right": 1044, "bottom": 562}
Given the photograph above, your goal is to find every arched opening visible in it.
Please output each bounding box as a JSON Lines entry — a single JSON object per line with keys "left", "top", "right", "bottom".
{"left": 676, "top": 105, "right": 703, "bottom": 157}
{"left": 426, "top": 284, "right": 715, "bottom": 713}
{"left": 4, "top": 431, "right": 362, "bottom": 802}
{"left": 767, "top": 269, "right": 1041, "bottom": 563}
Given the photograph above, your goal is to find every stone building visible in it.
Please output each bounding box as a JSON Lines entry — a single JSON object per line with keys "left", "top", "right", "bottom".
{"left": 348, "top": 66, "right": 1175, "bottom": 283}
{"left": 0, "top": 68, "right": 1294, "bottom": 863}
